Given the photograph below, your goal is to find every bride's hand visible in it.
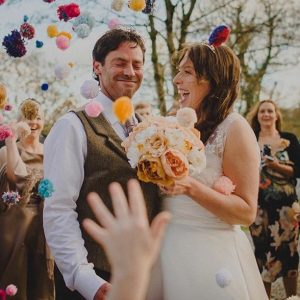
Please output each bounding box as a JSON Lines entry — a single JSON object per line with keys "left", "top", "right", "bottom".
{"left": 159, "top": 176, "right": 193, "bottom": 196}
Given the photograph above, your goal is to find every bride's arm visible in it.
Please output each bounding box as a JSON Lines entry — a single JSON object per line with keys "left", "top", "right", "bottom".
{"left": 163, "top": 118, "right": 259, "bottom": 226}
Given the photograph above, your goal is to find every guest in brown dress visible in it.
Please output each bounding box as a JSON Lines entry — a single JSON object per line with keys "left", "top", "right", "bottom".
{"left": 0, "top": 98, "right": 54, "bottom": 300}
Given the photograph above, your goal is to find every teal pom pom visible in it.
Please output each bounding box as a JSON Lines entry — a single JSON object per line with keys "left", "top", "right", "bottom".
{"left": 38, "top": 179, "right": 54, "bottom": 198}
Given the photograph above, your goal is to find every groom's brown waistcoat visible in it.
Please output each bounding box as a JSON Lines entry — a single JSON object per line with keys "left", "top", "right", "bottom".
{"left": 74, "top": 110, "right": 161, "bottom": 272}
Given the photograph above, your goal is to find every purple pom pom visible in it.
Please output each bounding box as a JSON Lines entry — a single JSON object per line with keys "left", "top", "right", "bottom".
{"left": 208, "top": 25, "right": 230, "bottom": 47}
{"left": 2, "top": 30, "right": 27, "bottom": 58}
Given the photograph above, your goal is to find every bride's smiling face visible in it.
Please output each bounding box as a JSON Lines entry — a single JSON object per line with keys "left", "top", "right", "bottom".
{"left": 173, "top": 52, "right": 211, "bottom": 110}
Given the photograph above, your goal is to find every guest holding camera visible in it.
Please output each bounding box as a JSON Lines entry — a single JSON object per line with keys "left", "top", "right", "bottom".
{"left": 247, "top": 99, "right": 300, "bottom": 298}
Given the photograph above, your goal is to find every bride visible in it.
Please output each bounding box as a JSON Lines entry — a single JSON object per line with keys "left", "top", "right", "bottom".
{"left": 147, "top": 36, "right": 269, "bottom": 299}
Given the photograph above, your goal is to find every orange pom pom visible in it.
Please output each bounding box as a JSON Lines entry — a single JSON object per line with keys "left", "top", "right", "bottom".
{"left": 58, "top": 31, "right": 72, "bottom": 40}
{"left": 0, "top": 83, "right": 7, "bottom": 109}
{"left": 128, "top": 0, "right": 146, "bottom": 11}
{"left": 113, "top": 96, "right": 134, "bottom": 124}
{"left": 47, "top": 24, "right": 58, "bottom": 38}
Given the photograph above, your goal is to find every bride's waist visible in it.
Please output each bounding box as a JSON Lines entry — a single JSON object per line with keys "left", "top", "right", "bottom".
{"left": 163, "top": 195, "right": 236, "bottom": 230}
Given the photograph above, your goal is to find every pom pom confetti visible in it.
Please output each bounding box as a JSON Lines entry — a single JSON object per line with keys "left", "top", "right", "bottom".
{"left": 56, "top": 35, "right": 70, "bottom": 50}
{"left": 54, "top": 63, "right": 71, "bottom": 80}
{"left": 80, "top": 80, "right": 99, "bottom": 99}
{"left": 47, "top": 24, "right": 58, "bottom": 38}
{"left": 128, "top": 0, "right": 146, "bottom": 12}
{"left": 41, "top": 83, "right": 49, "bottom": 91}
{"left": 85, "top": 100, "right": 103, "bottom": 118}
{"left": 57, "top": 3, "right": 80, "bottom": 22}
{"left": 38, "top": 179, "right": 54, "bottom": 198}
{"left": 6, "top": 285, "right": 18, "bottom": 296}
{"left": 111, "top": 0, "right": 125, "bottom": 12}
{"left": 208, "top": 25, "right": 230, "bottom": 47}
{"left": 35, "top": 40, "right": 44, "bottom": 48}
{"left": 0, "top": 83, "right": 7, "bottom": 109}
{"left": 2, "top": 30, "right": 26, "bottom": 58}
{"left": 20, "top": 22, "right": 35, "bottom": 40}
{"left": 0, "top": 124, "right": 13, "bottom": 141}
{"left": 113, "top": 96, "right": 134, "bottom": 124}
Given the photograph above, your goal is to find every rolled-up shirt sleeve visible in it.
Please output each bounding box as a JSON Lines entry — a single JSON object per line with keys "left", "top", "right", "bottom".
{"left": 43, "top": 113, "right": 106, "bottom": 300}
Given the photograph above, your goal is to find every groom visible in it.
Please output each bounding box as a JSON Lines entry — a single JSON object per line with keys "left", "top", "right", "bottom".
{"left": 43, "top": 28, "right": 161, "bottom": 300}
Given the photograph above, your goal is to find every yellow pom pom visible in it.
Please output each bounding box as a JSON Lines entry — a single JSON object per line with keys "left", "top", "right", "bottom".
{"left": 128, "top": 0, "right": 146, "bottom": 11}
{"left": 47, "top": 24, "right": 59, "bottom": 38}
{"left": 58, "top": 31, "right": 72, "bottom": 40}
{"left": 113, "top": 96, "right": 134, "bottom": 124}
{"left": 0, "top": 83, "right": 7, "bottom": 110}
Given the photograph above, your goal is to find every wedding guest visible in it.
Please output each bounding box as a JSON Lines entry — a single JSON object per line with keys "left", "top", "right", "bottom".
{"left": 0, "top": 99, "right": 54, "bottom": 300}
{"left": 147, "top": 28, "right": 268, "bottom": 299}
{"left": 134, "top": 101, "right": 152, "bottom": 119}
{"left": 247, "top": 99, "right": 300, "bottom": 298}
{"left": 83, "top": 179, "right": 170, "bottom": 300}
{"left": 43, "top": 28, "right": 161, "bottom": 300}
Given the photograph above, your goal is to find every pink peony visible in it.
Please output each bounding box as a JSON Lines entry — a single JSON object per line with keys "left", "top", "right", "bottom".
{"left": 0, "top": 124, "right": 13, "bottom": 141}
{"left": 6, "top": 284, "right": 18, "bottom": 296}
{"left": 213, "top": 176, "right": 235, "bottom": 195}
{"left": 84, "top": 100, "right": 103, "bottom": 118}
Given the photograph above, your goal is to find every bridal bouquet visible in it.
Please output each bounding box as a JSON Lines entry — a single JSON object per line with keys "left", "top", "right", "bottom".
{"left": 121, "top": 108, "right": 206, "bottom": 186}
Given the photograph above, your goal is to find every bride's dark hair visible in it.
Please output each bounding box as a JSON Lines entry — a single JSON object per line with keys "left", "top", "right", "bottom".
{"left": 175, "top": 44, "right": 241, "bottom": 143}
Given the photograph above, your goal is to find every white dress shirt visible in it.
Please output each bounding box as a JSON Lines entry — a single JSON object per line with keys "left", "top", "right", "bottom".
{"left": 43, "top": 91, "right": 136, "bottom": 300}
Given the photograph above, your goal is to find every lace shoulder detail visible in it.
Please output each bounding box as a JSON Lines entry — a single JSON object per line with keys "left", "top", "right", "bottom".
{"left": 205, "top": 112, "right": 243, "bottom": 158}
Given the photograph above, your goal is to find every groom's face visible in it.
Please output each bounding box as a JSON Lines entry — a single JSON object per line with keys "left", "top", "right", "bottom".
{"left": 94, "top": 42, "right": 144, "bottom": 100}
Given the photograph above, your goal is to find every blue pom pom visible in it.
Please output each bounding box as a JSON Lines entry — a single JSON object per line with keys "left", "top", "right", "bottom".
{"left": 2, "top": 30, "right": 27, "bottom": 57}
{"left": 36, "top": 40, "right": 44, "bottom": 48}
{"left": 38, "top": 179, "right": 54, "bottom": 198}
{"left": 23, "top": 15, "right": 29, "bottom": 23}
{"left": 41, "top": 83, "right": 49, "bottom": 91}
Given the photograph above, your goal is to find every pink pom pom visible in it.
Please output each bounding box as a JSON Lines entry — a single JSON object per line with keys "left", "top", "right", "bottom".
{"left": 108, "top": 18, "right": 121, "bottom": 30}
{"left": 0, "top": 124, "right": 13, "bottom": 141}
{"left": 6, "top": 284, "right": 18, "bottom": 296}
{"left": 85, "top": 100, "right": 103, "bottom": 118}
{"left": 4, "top": 103, "right": 13, "bottom": 111}
{"left": 56, "top": 36, "right": 70, "bottom": 50}
{"left": 213, "top": 176, "right": 235, "bottom": 195}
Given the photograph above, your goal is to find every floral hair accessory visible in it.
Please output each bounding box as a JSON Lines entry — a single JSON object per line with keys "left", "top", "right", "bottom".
{"left": 20, "top": 99, "right": 39, "bottom": 120}
{"left": 2, "top": 191, "right": 20, "bottom": 205}
{"left": 38, "top": 179, "right": 54, "bottom": 198}
{"left": 20, "top": 23, "right": 35, "bottom": 40}
{"left": 213, "top": 176, "right": 235, "bottom": 195}
{"left": 113, "top": 96, "right": 134, "bottom": 124}
{"left": 0, "top": 124, "right": 13, "bottom": 141}
{"left": 2, "top": 30, "right": 27, "bottom": 58}
{"left": 203, "top": 25, "right": 230, "bottom": 53}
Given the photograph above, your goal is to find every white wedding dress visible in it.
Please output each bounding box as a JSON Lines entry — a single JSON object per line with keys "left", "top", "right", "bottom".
{"left": 147, "top": 113, "right": 268, "bottom": 300}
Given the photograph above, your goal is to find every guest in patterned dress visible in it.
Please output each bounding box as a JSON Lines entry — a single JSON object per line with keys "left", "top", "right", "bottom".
{"left": 0, "top": 99, "right": 54, "bottom": 300}
{"left": 248, "top": 99, "right": 300, "bottom": 298}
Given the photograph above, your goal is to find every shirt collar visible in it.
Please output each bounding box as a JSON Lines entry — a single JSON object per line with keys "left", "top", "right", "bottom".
{"left": 94, "top": 90, "right": 138, "bottom": 125}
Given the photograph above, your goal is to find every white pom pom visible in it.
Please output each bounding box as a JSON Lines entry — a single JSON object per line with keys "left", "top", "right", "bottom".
{"left": 176, "top": 107, "right": 197, "bottom": 128}
{"left": 111, "top": 0, "right": 125, "bottom": 11}
{"left": 80, "top": 80, "right": 99, "bottom": 99}
{"left": 215, "top": 268, "right": 232, "bottom": 288}
{"left": 75, "top": 24, "right": 91, "bottom": 39}
{"left": 54, "top": 64, "right": 71, "bottom": 80}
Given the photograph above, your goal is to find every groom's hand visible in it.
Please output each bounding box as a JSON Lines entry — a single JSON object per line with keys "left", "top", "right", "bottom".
{"left": 93, "top": 282, "right": 111, "bottom": 300}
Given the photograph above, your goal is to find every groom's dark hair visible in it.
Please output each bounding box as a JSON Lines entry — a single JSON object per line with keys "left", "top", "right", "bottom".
{"left": 92, "top": 28, "right": 146, "bottom": 81}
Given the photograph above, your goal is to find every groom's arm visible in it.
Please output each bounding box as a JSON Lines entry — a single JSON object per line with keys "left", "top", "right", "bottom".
{"left": 43, "top": 113, "right": 106, "bottom": 300}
